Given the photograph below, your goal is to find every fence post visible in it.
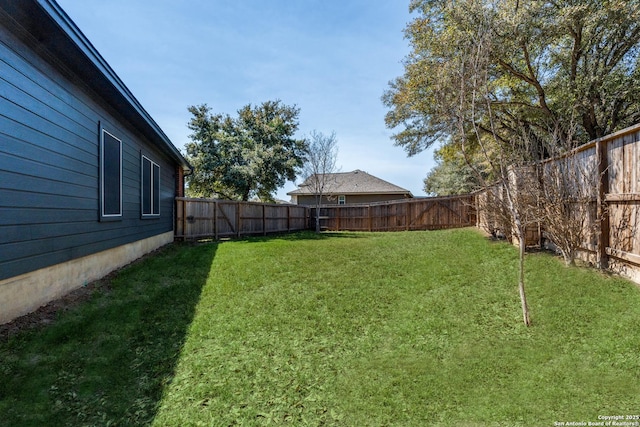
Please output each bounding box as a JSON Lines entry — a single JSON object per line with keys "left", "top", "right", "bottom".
{"left": 182, "top": 198, "right": 187, "bottom": 240}
{"left": 213, "top": 200, "right": 218, "bottom": 240}
{"left": 597, "top": 140, "right": 610, "bottom": 269}
{"left": 405, "top": 200, "right": 410, "bottom": 231}
{"left": 236, "top": 202, "right": 241, "bottom": 238}
{"left": 475, "top": 193, "right": 479, "bottom": 228}
{"left": 536, "top": 164, "right": 544, "bottom": 248}
{"left": 263, "top": 204, "right": 267, "bottom": 236}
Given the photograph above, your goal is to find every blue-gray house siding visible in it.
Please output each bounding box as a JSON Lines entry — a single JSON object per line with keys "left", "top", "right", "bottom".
{"left": 0, "top": 0, "right": 190, "bottom": 282}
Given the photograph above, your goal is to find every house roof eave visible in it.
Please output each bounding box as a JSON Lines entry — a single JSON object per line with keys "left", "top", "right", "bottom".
{"left": 3, "top": 0, "right": 191, "bottom": 172}
{"left": 287, "top": 170, "right": 412, "bottom": 196}
{"left": 287, "top": 190, "right": 414, "bottom": 197}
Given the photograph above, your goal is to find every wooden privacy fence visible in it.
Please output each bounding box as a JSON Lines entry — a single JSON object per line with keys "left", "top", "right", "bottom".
{"left": 565, "top": 123, "right": 640, "bottom": 272}
{"left": 475, "top": 123, "right": 640, "bottom": 280}
{"left": 312, "top": 195, "right": 476, "bottom": 232}
{"left": 175, "top": 198, "right": 309, "bottom": 240}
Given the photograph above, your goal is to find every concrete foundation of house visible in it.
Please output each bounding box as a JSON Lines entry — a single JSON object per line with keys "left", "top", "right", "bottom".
{"left": 0, "top": 231, "right": 174, "bottom": 325}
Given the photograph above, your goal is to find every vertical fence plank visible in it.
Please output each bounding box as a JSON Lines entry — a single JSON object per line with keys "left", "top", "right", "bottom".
{"left": 405, "top": 202, "right": 410, "bottom": 231}
{"left": 597, "top": 139, "right": 610, "bottom": 269}
{"left": 263, "top": 204, "right": 267, "bottom": 236}
{"left": 307, "top": 196, "right": 475, "bottom": 232}
{"left": 236, "top": 202, "right": 241, "bottom": 238}
{"left": 214, "top": 200, "right": 219, "bottom": 240}
{"left": 176, "top": 199, "right": 311, "bottom": 239}
{"left": 181, "top": 198, "right": 187, "bottom": 239}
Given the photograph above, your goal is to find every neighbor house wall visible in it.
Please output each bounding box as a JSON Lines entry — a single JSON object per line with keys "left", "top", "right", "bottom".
{"left": 294, "top": 193, "right": 411, "bottom": 206}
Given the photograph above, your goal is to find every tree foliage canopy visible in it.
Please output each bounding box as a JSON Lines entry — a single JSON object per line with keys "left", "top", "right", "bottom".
{"left": 423, "top": 145, "right": 489, "bottom": 195}
{"left": 383, "top": 0, "right": 640, "bottom": 325}
{"left": 384, "top": 0, "right": 640, "bottom": 162}
{"left": 185, "top": 100, "right": 306, "bottom": 201}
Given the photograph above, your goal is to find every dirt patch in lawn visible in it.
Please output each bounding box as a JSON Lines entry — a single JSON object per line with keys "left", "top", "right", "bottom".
{"left": 0, "top": 244, "right": 180, "bottom": 341}
{"left": 0, "top": 279, "right": 111, "bottom": 341}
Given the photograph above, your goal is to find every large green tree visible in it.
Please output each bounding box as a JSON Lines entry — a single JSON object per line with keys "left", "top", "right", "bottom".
{"left": 185, "top": 100, "right": 306, "bottom": 201}
{"left": 384, "top": 0, "right": 640, "bottom": 162}
{"left": 383, "top": 0, "right": 640, "bottom": 327}
{"left": 423, "top": 145, "right": 489, "bottom": 196}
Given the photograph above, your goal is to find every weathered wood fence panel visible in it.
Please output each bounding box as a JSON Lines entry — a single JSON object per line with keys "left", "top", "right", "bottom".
{"left": 543, "top": 143, "right": 600, "bottom": 260}
{"left": 538, "top": 125, "right": 640, "bottom": 272}
{"left": 312, "top": 195, "right": 476, "bottom": 232}
{"left": 175, "top": 198, "right": 310, "bottom": 240}
{"left": 603, "top": 125, "right": 640, "bottom": 278}
{"left": 475, "top": 123, "right": 640, "bottom": 281}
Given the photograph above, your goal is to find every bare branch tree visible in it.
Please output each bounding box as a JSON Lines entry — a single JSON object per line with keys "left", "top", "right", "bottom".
{"left": 300, "top": 130, "right": 339, "bottom": 233}
{"left": 477, "top": 183, "right": 514, "bottom": 242}
{"left": 539, "top": 148, "right": 600, "bottom": 266}
{"left": 453, "top": 8, "right": 541, "bottom": 327}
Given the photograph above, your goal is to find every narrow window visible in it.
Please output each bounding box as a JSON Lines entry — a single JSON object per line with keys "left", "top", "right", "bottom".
{"left": 100, "top": 129, "right": 122, "bottom": 219}
{"left": 142, "top": 155, "right": 160, "bottom": 217}
{"left": 338, "top": 195, "right": 346, "bottom": 205}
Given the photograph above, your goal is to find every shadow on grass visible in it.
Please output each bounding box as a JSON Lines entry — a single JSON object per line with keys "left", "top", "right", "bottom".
{"left": 0, "top": 242, "right": 217, "bottom": 426}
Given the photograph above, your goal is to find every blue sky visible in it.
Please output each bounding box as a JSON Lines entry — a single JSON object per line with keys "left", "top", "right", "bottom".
{"left": 56, "top": 0, "right": 435, "bottom": 200}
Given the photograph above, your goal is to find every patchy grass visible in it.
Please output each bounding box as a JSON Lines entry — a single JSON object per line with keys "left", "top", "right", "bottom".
{"left": 2, "top": 229, "right": 640, "bottom": 426}
{"left": 0, "top": 243, "right": 217, "bottom": 426}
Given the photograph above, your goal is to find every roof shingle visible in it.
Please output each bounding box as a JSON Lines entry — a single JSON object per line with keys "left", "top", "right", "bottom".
{"left": 288, "top": 170, "right": 412, "bottom": 196}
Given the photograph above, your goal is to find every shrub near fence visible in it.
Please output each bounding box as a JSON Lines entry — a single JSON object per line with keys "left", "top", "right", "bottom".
{"left": 475, "top": 123, "right": 640, "bottom": 282}
{"left": 175, "top": 198, "right": 309, "bottom": 240}
{"left": 312, "top": 195, "right": 476, "bottom": 232}
{"left": 540, "top": 124, "right": 640, "bottom": 274}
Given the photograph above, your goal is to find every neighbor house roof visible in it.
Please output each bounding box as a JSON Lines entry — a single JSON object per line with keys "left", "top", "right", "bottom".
{"left": 1, "top": 0, "right": 191, "bottom": 172}
{"left": 288, "top": 170, "right": 413, "bottom": 197}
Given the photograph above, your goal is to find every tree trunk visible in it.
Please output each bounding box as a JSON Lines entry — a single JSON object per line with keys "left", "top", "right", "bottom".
{"left": 518, "top": 234, "right": 531, "bottom": 327}
{"left": 506, "top": 176, "right": 532, "bottom": 328}
{"left": 315, "top": 205, "right": 321, "bottom": 233}
{"left": 563, "top": 251, "right": 576, "bottom": 267}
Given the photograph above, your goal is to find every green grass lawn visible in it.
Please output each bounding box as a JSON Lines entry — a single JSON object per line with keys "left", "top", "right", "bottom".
{"left": 1, "top": 229, "right": 640, "bottom": 426}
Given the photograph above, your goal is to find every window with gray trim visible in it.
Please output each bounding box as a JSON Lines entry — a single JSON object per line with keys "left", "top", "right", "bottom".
{"left": 141, "top": 155, "right": 160, "bottom": 217}
{"left": 100, "top": 128, "right": 122, "bottom": 219}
